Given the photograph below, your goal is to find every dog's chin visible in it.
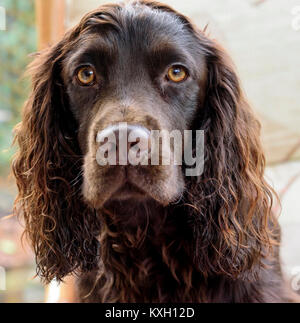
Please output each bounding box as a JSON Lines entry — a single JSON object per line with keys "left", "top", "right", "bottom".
{"left": 108, "top": 181, "right": 148, "bottom": 202}
{"left": 83, "top": 166, "right": 185, "bottom": 210}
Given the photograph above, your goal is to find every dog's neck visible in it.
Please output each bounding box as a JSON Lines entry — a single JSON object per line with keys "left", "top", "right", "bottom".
{"left": 80, "top": 199, "right": 273, "bottom": 302}
{"left": 94, "top": 199, "right": 199, "bottom": 302}
{"left": 102, "top": 198, "right": 166, "bottom": 230}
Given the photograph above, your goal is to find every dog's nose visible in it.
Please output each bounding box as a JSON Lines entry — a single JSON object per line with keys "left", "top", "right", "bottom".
{"left": 96, "top": 123, "right": 151, "bottom": 165}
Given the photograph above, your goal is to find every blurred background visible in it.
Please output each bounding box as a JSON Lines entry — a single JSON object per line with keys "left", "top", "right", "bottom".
{"left": 0, "top": 0, "right": 299, "bottom": 302}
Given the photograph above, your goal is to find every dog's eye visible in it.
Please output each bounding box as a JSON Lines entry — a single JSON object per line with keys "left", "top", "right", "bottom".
{"left": 167, "top": 65, "right": 188, "bottom": 83}
{"left": 76, "top": 66, "right": 96, "bottom": 86}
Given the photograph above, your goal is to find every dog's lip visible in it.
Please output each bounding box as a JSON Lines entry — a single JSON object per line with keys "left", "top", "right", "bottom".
{"left": 114, "top": 180, "right": 146, "bottom": 196}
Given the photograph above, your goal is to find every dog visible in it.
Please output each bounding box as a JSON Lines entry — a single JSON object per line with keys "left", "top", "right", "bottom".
{"left": 12, "top": 0, "right": 297, "bottom": 302}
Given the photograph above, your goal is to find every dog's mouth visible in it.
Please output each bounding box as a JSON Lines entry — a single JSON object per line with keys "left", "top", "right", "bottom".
{"left": 83, "top": 162, "right": 185, "bottom": 209}
{"left": 109, "top": 176, "right": 148, "bottom": 201}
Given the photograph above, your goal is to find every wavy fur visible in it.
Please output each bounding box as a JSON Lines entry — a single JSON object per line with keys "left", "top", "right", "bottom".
{"left": 12, "top": 1, "right": 296, "bottom": 302}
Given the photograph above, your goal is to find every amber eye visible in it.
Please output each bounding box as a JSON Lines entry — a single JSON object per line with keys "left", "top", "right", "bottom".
{"left": 76, "top": 66, "right": 96, "bottom": 86}
{"left": 167, "top": 65, "right": 188, "bottom": 83}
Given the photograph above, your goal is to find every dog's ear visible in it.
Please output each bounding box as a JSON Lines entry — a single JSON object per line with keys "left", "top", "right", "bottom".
{"left": 12, "top": 35, "right": 100, "bottom": 283}
{"left": 138, "top": 0, "right": 279, "bottom": 279}
{"left": 184, "top": 32, "right": 279, "bottom": 279}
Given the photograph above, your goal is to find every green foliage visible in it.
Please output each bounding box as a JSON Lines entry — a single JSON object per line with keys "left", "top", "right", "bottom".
{"left": 0, "top": 0, "right": 36, "bottom": 174}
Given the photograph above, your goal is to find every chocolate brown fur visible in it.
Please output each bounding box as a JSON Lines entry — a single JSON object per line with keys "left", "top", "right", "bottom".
{"left": 12, "top": 1, "right": 298, "bottom": 302}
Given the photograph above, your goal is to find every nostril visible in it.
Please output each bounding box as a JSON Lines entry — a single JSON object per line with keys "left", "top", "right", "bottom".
{"left": 128, "top": 126, "right": 150, "bottom": 150}
{"left": 129, "top": 137, "right": 140, "bottom": 148}
{"left": 99, "top": 141, "right": 117, "bottom": 160}
{"left": 127, "top": 126, "right": 151, "bottom": 165}
{"left": 96, "top": 124, "right": 151, "bottom": 165}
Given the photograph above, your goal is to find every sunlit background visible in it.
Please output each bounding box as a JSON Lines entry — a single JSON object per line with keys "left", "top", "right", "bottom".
{"left": 0, "top": 0, "right": 300, "bottom": 302}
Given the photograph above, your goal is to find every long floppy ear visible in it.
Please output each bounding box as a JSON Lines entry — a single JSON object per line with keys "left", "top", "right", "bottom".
{"left": 135, "top": 0, "right": 279, "bottom": 279}
{"left": 12, "top": 36, "right": 100, "bottom": 283}
{"left": 185, "top": 31, "right": 279, "bottom": 280}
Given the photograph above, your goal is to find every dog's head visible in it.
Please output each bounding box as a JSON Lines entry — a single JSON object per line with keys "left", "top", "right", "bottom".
{"left": 13, "top": 1, "right": 276, "bottom": 282}
{"left": 62, "top": 2, "right": 209, "bottom": 208}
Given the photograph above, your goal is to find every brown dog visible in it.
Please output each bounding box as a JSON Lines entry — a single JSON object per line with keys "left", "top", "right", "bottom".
{"left": 13, "top": 1, "right": 297, "bottom": 302}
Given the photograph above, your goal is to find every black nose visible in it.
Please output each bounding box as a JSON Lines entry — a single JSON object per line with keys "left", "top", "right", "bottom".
{"left": 96, "top": 123, "right": 151, "bottom": 165}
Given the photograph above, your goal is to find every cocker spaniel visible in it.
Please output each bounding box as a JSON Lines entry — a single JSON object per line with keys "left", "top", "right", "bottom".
{"left": 13, "top": 0, "right": 297, "bottom": 302}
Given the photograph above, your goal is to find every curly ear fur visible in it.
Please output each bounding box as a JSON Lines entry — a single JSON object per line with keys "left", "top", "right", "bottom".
{"left": 184, "top": 33, "right": 279, "bottom": 279}
{"left": 12, "top": 36, "right": 101, "bottom": 283}
{"left": 141, "top": 0, "right": 279, "bottom": 279}
{"left": 12, "top": 2, "right": 128, "bottom": 284}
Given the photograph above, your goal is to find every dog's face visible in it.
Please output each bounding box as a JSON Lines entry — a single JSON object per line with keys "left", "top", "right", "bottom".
{"left": 62, "top": 5, "right": 206, "bottom": 208}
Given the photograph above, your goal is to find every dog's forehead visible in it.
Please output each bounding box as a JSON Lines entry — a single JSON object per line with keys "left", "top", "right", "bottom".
{"left": 78, "top": 4, "right": 193, "bottom": 53}
{"left": 64, "top": 4, "right": 201, "bottom": 79}
{"left": 120, "top": 4, "right": 187, "bottom": 39}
